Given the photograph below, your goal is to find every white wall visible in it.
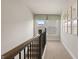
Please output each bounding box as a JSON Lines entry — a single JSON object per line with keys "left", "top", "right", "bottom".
{"left": 61, "top": 18, "right": 78, "bottom": 59}
{"left": 1, "top": 0, "right": 33, "bottom": 55}
{"left": 61, "top": 1, "right": 78, "bottom": 58}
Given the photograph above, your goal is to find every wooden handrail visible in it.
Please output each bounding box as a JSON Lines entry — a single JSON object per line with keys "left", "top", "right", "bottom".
{"left": 2, "top": 28, "right": 46, "bottom": 59}
{"left": 2, "top": 35, "right": 39, "bottom": 59}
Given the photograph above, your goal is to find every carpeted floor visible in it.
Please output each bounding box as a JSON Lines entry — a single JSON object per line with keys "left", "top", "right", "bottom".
{"left": 44, "top": 40, "right": 72, "bottom": 59}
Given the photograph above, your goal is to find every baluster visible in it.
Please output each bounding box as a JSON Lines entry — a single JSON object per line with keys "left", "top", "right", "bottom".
{"left": 45, "top": 28, "right": 46, "bottom": 45}
{"left": 30, "top": 43, "right": 31, "bottom": 59}
{"left": 19, "top": 52, "right": 21, "bottom": 59}
{"left": 12, "top": 57, "right": 14, "bottom": 59}
{"left": 31, "top": 42, "right": 33, "bottom": 59}
{"left": 24, "top": 48, "right": 26, "bottom": 59}
{"left": 44, "top": 32, "right": 45, "bottom": 47}
{"left": 39, "top": 34, "right": 42, "bottom": 59}
{"left": 28, "top": 45, "right": 30, "bottom": 59}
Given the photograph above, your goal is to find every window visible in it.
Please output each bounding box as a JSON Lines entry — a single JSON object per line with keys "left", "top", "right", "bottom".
{"left": 36, "top": 20, "right": 45, "bottom": 25}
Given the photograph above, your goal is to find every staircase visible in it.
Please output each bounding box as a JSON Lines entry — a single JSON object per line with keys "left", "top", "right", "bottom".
{"left": 27, "top": 39, "right": 39, "bottom": 59}
{"left": 2, "top": 28, "right": 46, "bottom": 59}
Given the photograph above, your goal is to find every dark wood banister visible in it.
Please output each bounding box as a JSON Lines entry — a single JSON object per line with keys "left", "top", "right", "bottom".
{"left": 2, "top": 36, "right": 39, "bottom": 59}
{"left": 2, "top": 28, "right": 46, "bottom": 59}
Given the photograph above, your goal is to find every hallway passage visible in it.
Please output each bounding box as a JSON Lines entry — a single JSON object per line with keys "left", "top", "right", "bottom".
{"left": 44, "top": 41, "right": 72, "bottom": 59}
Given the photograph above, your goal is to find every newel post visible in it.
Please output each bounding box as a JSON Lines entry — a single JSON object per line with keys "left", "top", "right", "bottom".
{"left": 45, "top": 28, "right": 46, "bottom": 45}
{"left": 38, "top": 29, "right": 42, "bottom": 59}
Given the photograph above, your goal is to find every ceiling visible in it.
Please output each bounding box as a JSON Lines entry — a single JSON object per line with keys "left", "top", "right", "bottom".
{"left": 25, "top": 0, "right": 76, "bottom": 14}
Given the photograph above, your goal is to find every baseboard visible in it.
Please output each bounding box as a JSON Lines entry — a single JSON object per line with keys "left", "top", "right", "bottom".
{"left": 61, "top": 41, "right": 77, "bottom": 59}
{"left": 42, "top": 44, "right": 47, "bottom": 59}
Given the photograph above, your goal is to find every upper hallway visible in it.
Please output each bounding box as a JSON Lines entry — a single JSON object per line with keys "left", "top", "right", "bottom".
{"left": 1, "top": 0, "right": 78, "bottom": 59}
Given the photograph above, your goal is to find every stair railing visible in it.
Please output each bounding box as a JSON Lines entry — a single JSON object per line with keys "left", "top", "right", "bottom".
{"left": 2, "top": 29, "right": 46, "bottom": 59}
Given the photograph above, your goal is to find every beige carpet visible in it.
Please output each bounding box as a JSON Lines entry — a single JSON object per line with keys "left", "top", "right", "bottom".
{"left": 44, "top": 41, "right": 72, "bottom": 59}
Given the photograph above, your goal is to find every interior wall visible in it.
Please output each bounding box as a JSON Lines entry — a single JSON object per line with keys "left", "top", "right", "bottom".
{"left": 60, "top": 1, "right": 78, "bottom": 59}
{"left": 61, "top": 17, "right": 78, "bottom": 59}
{"left": 1, "top": 0, "right": 33, "bottom": 55}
